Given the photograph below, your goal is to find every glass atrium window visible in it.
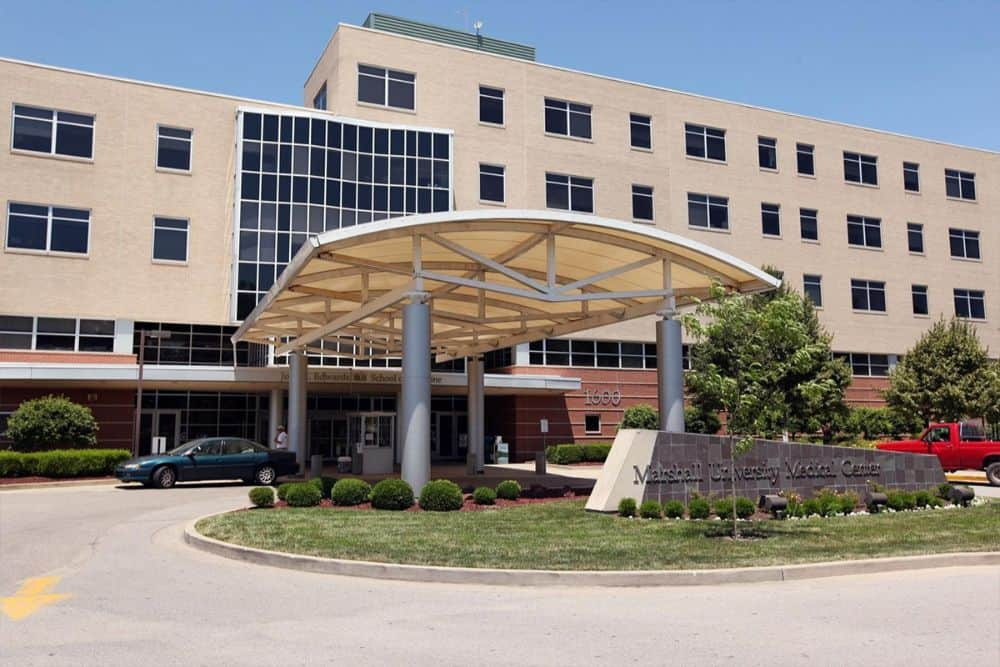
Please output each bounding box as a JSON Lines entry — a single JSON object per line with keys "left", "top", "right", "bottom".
{"left": 479, "top": 86, "right": 504, "bottom": 125}
{"left": 357, "top": 65, "right": 415, "bottom": 110}
{"left": 157, "top": 126, "right": 192, "bottom": 171}
{"left": 12, "top": 104, "right": 94, "bottom": 159}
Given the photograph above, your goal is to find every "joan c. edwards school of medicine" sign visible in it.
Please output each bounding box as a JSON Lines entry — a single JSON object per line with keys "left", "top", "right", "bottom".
{"left": 585, "top": 430, "right": 946, "bottom": 512}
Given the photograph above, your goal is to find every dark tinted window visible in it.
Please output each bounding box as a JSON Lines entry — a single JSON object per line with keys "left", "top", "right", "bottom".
{"left": 903, "top": 162, "right": 919, "bottom": 192}
{"left": 949, "top": 228, "right": 980, "bottom": 260}
{"left": 687, "top": 193, "right": 729, "bottom": 230}
{"left": 954, "top": 289, "right": 986, "bottom": 319}
{"left": 545, "top": 173, "right": 593, "bottom": 213}
{"left": 796, "top": 143, "right": 814, "bottom": 175}
{"left": 945, "top": 169, "right": 975, "bottom": 200}
{"left": 12, "top": 104, "right": 93, "bottom": 158}
{"left": 911, "top": 285, "right": 928, "bottom": 315}
{"left": 758, "top": 137, "right": 777, "bottom": 170}
{"left": 844, "top": 152, "right": 878, "bottom": 185}
{"left": 907, "top": 223, "right": 924, "bottom": 253}
{"left": 544, "top": 98, "right": 591, "bottom": 139}
{"left": 479, "top": 164, "right": 504, "bottom": 203}
{"left": 685, "top": 123, "right": 726, "bottom": 161}
{"left": 630, "top": 113, "right": 651, "bottom": 149}
{"left": 153, "top": 217, "right": 189, "bottom": 262}
{"left": 632, "top": 185, "right": 653, "bottom": 221}
{"left": 157, "top": 126, "right": 192, "bottom": 171}
{"left": 799, "top": 208, "right": 818, "bottom": 241}
{"left": 847, "top": 215, "right": 881, "bottom": 248}
{"left": 803, "top": 274, "right": 822, "bottom": 307}
{"left": 479, "top": 86, "right": 504, "bottom": 125}
{"left": 761, "top": 203, "right": 780, "bottom": 236}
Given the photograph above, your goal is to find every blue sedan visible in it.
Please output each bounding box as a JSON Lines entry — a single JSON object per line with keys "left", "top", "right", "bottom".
{"left": 116, "top": 437, "right": 299, "bottom": 488}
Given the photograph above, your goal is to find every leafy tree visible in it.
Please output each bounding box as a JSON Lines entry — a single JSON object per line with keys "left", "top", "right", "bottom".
{"left": 883, "top": 318, "right": 1000, "bottom": 426}
{"left": 619, "top": 404, "right": 659, "bottom": 430}
{"left": 6, "top": 395, "right": 99, "bottom": 451}
{"left": 683, "top": 283, "right": 845, "bottom": 536}
{"left": 684, "top": 405, "right": 721, "bottom": 435}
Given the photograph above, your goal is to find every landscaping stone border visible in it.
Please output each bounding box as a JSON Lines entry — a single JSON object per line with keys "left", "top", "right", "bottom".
{"left": 185, "top": 511, "right": 1000, "bottom": 587}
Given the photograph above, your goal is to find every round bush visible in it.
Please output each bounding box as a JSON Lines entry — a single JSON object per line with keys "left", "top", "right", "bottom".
{"left": 713, "top": 498, "right": 735, "bottom": 520}
{"left": 418, "top": 479, "right": 464, "bottom": 511}
{"left": 620, "top": 404, "right": 658, "bottom": 429}
{"left": 331, "top": 478, "right": 372, "bottom": 506}
{"left": 735, "top": 496, "right": 756, "bottom": 519}
{"left": 638, "top": 499, "right": 662, "bottom": 519}
{"left": 617, "top": 497, "right": 637, "bottom": 517}
{"left": 284, "top": 482, "right": 322, "bottom": 507}
{"left": 886, "top": 490, "right": 917, "bottom": 512}
{"left": 687, "top": 497, "right": 710, "bottom": 520}
{"left": 370, "top": 478, "right": 414, "bottom": 510}
{"left": 663, "top": 500, "right": 685, "bottom": 519}
{"left": 495, "top": 480, "right": 521, "bottom": 500}
{"left": 913, "top": 489, "right": 933, "bottom": 508}
{"left": 276, "top": 481, "right": 295, "bottom": 501}
{"left": 472, "top": 486, "right": 496, "bottom": 505}
{"left": 6, "top": 394, "right": 99, "bottom": 451}
{"left": 801, "top": 497, "right": 822, "bottom": 517}
{"left": 838, "top": 492, "right": 859, "bottom": 515}
{"left": 248, "top": 486, "right": 275, "bottom": 508}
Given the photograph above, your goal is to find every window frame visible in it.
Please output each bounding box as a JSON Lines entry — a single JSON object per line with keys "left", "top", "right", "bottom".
{"left": 761, "top": 202, "right": 781, "bottom": 237}
{"left": 758, "top": 136, "right": 778, "bottom": 171}
{"left": 356, "top": 64, "right": 416, "bottom": 112}
{"left": 944, "top": 169, "right": 976, "bottom": 201}
{"left": 907, "top": 223, "right": 924, "bottom": 255}
{"left": 948, "top": 228, "right": 981, "bottom": 261}
{"left": 834, "top": 352, "right": 891, "bottom": 377}
{"left": 478, "top": 85, "right": 505, "bottom": 126}
{"left": 843, "top": 151, "right": 878, "bottom": 186}
{"left": 850, "top": 279, "right": 887, "bottom": 313}
{"left": 0, "top": 315, "right": 115, "bottom": 353}
{"left": 796, "top": 142, "right": 815, "bottom": 176}
{"left": 799, "top": 208, "right": 819, "bottom": 242}
{"left": 684, "top": 123, "right": 726, "bottom": 162}
{"left": 903, "top": 161, "right": 920, "bottom": 193}
{"left": 543, "top": 97, "right": 592, "bottom": 140}
{"left": 629, "top": 113, "right": 652, "bottom": 150}
{"left": 544, "top": 172, "right": 594, "bottom": 213}
{"left": 803, "top": 274, "right": 823, "bottom": 308}
{"left": 687, "top": 193, "right": 730, "bottom": 232}
{"left": 911, "top": 284, "right": 929, "bottom": 316}
{"left": 953, "top": 289, "right": 986, "bottom": 320}
{"left": 151, "top": 216, "right": 191, "bottom": 264}
{"left": 11, "top": 103, "right": 95, "bottom": 161}
{"left": 584, "top": 414, "right": 602, "bottom": 435}
{"left": 5, "top": 201, "right": 91, "bottom": 257}
{"left": 155, "top": 124, "right": 193, "bottom": 173}
{"left": 631, "top": 184, "right": 654, "bottom": 222}
{"left": 478, "top": 163, "right": 506, "bottom": 205}
{"left": 846, "top": 214, "right": 882, "bottom": 249}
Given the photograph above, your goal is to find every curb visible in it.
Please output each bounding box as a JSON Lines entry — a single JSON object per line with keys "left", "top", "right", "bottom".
{"left": 0, "top": 477, "right": 120, "bottom": 491}
{"left": 184, "top": 512, "right": 1000, "bottom": 587}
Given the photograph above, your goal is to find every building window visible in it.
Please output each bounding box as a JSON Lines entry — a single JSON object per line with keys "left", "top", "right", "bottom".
{"left": 907, "top": 223, "right": 924, "bottom": 254}
{"left": 156, "top": 126, "right": 192, "bottom": 171}
{"left": 761, "top": 203, "right": 781, "bottom": 236}
{"left": 796, "top": 143, "right": 814, "bottom": 175}
{"left": 847, "top": 215, "right": 882, "bottom": 248}
{"left": 357, "top": 65, "right": 415, "bottom": 110}
{"left": 479, "top": 86, "right": 504, "bottom": 125}
{"left": 945, "top": 169, "right": 976, "bottom": 200}
{"left": 843, "top": 151, "right": 878, "bottom": 185}
{"left": 911, "top": 285, "right": 929, "bottom": 315}
{"left": 11, "top": 104, "right": 94, "bottom": 159}
{"left": 803, "top": 274, "right": 822, "bottom": 307}
{"left": 479, "top": 164, "right": 505, "bottom": 203}
{"left": 630, "top": 113, "right": 651, "bottom": 149}
{"left": 584, "top": 414, "right": 601, "bottom": 434}
{"left": 903, "top": 162, "right": 919, "bottom": 192}
{"left": 545, "top": 173, "right": 593, "bottom": 213}
{"left": 834, "top": 352, "right": 890, "bottom": 377}
{"left": 687, "top": 193, "right": 729, "bottom": 230}
{"left": 799, "top": 208, "right": 818, "bottom": 241}
{"left": 529, "top": 339, "right": 660, "bottom": 369}
{"left": 632, "top": 185, "right": 654, "bottom": 221}
{"left": 954, "top": 289, "right": 986, "bottom": 320}
{"left": 949, "top": 228, "right": 981, "bottom": 260}
{"left": 544, "top": 98, "right": 592, "bottom": 139}
{"left": 685, "top": 123, "right": 726, "bottom": 161}
{"left": 133, "top": 322, "right": 265, "bottom": 366}
{"left": 152, "top": 217, "right": 189, "bottom": 262}
{"left": 312, "top": 84, "right": 327, "bottom": 110}
{"left": 6, "top": 202, "right": 89, "bottom": 255}
{"left": 758, "top": 136, "right": 777, "bottom": 170}
{"left": 851, "top": 279, "right": 887, "bottom": 312}
{"left": 0, "top": 315, "right": 114, "bottom": 352}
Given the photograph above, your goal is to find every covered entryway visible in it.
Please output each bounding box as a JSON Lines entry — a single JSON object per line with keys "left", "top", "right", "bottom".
{"left": 232, "top": 210, "right": 779, "bottom": 491}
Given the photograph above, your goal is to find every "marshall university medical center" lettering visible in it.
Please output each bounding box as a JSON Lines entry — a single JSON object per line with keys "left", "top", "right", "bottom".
{"left": 634, "top": 458, "right": 881, "bottom": 487}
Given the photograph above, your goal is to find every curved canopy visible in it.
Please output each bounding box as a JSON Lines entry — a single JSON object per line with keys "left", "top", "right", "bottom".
{"left": 232, "top": 210, "right": 780, "bottom": 361}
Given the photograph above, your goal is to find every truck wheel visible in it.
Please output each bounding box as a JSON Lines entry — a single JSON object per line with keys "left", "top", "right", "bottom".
{"left": 986, "top": 462, "right": 1000, "bottom": 486}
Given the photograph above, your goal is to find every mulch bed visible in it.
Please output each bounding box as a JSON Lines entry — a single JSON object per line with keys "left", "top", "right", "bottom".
{"left": 0, "top": 475, "right": 114, "bottom": 486}
{"left": 269, "top": 490, "right": 587, "bottom": 512}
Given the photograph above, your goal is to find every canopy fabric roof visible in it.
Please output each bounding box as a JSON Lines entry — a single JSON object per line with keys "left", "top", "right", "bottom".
{"left": 232, "top": 210, "right": 780, "bottom": 362}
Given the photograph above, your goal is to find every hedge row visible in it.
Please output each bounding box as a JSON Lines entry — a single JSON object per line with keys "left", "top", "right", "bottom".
{"left": 0, "top": 449, "right": 131, "bottom": 478}
{"left": 545, "top": 443, "right": 611, "bottom": 465}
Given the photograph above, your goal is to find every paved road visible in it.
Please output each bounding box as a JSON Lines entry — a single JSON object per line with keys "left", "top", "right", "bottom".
{"left": 1, "top": 483, "right": 998, "bottom": 666}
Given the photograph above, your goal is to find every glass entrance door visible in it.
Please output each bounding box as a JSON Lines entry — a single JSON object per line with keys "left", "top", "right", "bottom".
{"left": 139, "top": 410, "right": 181, "bottom": 456}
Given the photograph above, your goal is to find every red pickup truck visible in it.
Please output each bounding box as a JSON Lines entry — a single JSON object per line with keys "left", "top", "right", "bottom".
{"left": 877, "top": 422, "right": 1000, "bottom": 485}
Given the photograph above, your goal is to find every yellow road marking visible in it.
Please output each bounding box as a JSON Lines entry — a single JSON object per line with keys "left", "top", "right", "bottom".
{"left": 1, "top": 576, "right": 71, "bottom": 621}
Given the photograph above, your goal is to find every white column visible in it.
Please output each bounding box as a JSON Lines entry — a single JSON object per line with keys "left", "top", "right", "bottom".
{"left": 268, "top": 388, "right": 284, "bottom": 448}
{"left": 400, "top": 295, "right": 431, "bottom": 493}
{"left": 656, "top": 317, "right": 685, "bottom": 432}
{"left": 467, "top": 355, "right": 485, "bottom": 473}
{"left": 288, "top": 350, "right": 308, "bottom": 471}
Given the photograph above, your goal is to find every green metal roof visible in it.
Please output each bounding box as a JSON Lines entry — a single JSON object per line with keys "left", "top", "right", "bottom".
{"left": 362, "top": 13, "right": 536, "bottom": 61}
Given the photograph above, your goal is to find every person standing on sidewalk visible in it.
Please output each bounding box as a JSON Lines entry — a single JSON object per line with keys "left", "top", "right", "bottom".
{"left": 274, "top": 425, "right": 288, "bottom": 450}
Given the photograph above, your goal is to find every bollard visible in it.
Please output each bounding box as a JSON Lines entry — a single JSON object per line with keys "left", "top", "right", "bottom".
{"left": 310, "top": 454, "right": 323, "bottom": 479}
{"left": 535, "top": 451, "right": 547, "bottom": 475}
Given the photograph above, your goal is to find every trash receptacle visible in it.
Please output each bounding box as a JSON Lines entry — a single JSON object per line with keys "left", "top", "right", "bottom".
{"left": 337, "top": 456, "right": 352, "bottom": 473}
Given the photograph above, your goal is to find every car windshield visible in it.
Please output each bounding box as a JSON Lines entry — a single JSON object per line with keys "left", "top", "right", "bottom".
{"left": 166, "top": 439, "right": 207, "bottom": 456}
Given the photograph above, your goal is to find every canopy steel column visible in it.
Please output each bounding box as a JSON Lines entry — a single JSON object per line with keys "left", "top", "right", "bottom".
{"left": 656, "top": 316, "right": 685, "bottom": 432}
{"left": 400, "top": 294, "right": 431, "bottom": 493}
{"left": 268, "top": 388, "right": 284, "bottom": 448}
{"left": 288, "top": 350, "right": 308, "bottom": 471}
{"left": 467, "top": 355, "right": 485, "bottom": 473}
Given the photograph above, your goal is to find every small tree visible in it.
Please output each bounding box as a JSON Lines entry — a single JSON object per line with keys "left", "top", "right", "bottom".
{"left": 619, "top": 404, "right": 659, "bottom": 430}
{"left": 884, "top": 319, "right": 1000, "bottom": 426}
{"left": 6, "top": 395, "right": 99, "bottom": 451}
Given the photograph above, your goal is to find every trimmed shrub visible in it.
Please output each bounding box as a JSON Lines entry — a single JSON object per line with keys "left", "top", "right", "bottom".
{"left": 6, "top": 394, "right": 99, "bottom": 451}
{"left": 713, "top": 498, "right": 734, "bottom": 520}
{"left": 473, "top": 486, "right": 497, "bottom": 506}
{"left": 0, "top": 449, "right": 130, "bottom": 478}
{"left": 838, "top": 492, "right": 859, "bottom": 515}
{"left": 370, "top": 478, "right": 414, "bottom": 510}
{"left": 314, "top": 476, "right": 337, "bottom": 499}
{"left": 663, "top": 500, "right": 685, "bottom": 519}
{"left": 617, "top": 497, "right": 637, "bottom": 517}
{"left": 546, "top": 444, "right": 583, "bottom": 465}
{"left": 687, "top": 497, "right": 710, "bottom": 520}
{"left": 639, "top": 499, "right": 662, "bottom": 519}
{"left": 495, "top": 480, "right": 521, "bottom": 500}
{"left": 331, "top": 478, "right": 372, "bottom": 506}
{"left": 276, "top": 481, "right": 295, "bottom": 501}
{"left": 801, "top": 497, "right": 822, "bottom": 517}
{"left": 913, "top": 489, "right": 934, "bottom": 508}
{"left": 248, "top": 486, "right": 275, "bottom": 508}
{"left": 620, "top": 404, "right": 658, "bottom": 430}
{"left": 886, "top": 490, "right": 917, "bottom": 512}
{"left": 815, "top": 490, "right": 841, "bottom": 517}
{"left": 581, "top": 443, "right": 612, "bottom": 462}
{"left": 284, "top": 482, "right": 322, "bottom": 507}
{"left": 308, "top": 477, "right": 324, "bottom": 496}
{"left": 735, "top": 496, "right": 755, "bottom": 519}
{"left": 419, "top": 479, "right": 464, "bottom": 512}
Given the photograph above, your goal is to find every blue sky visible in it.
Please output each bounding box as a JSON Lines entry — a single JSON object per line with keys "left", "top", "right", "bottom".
{"left": 2, "top": 0, "right": 997, "bottom": 150}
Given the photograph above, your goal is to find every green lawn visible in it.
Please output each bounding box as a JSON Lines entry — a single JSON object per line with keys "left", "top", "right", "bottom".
{"left": 196, "top": 500, "right": 1000, "bottom": 571}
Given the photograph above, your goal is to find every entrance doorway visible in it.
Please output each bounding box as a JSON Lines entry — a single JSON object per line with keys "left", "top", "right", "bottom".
{"left": 138, "top": 410, "right": 181, "bottom": 455}
{"left": 432, "top": 412, "right": 468, "bottom": 461}
{"left": 309, "top": 414, "right": 392, "bottom": 460}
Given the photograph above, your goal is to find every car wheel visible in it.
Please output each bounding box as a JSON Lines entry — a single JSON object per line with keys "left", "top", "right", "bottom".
{"left": 254, "top": 465, "right": 277, "bottom": 485}
{"left": 986, "top": 462, "right": 1000, "bottom": 487}
{"left": 153, "top": 466, "right": 176, "bottom": 489}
